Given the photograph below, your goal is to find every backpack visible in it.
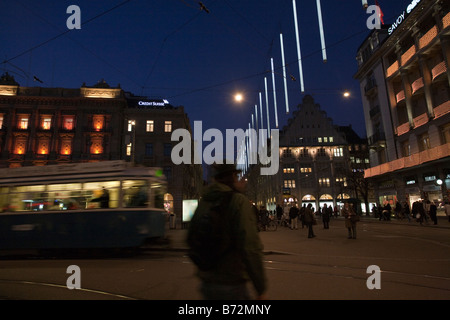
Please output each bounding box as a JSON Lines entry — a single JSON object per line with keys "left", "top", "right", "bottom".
{"left": 187, "top": 191, "right": 234, "bottom": 271}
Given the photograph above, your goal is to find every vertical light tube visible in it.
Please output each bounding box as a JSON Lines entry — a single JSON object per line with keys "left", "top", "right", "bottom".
{"left": 316, "top": 0, "right": 327, "bottom": 62}
{"left": 280, "top": 33, "right": 290, "bottom": 114}
{"left": 264, "top": 77, "right": 270, "bottom": 138}
{"left": 259, "top": 92, "right": 265, "bottom": 147}
{"left": 292, "top": 0, "right": 305, "bottom": 93}
{"left": 254, "top": 105, "right": 259, "bottom": 131}
{"left": 271, "top": 58, "right": 279, "bottom": 128}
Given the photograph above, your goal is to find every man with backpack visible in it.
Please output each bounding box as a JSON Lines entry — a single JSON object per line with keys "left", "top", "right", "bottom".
{"left": 187, "top": 162, "right": 267, "bottom": 300}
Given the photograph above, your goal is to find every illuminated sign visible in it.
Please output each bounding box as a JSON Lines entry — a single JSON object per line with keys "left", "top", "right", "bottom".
{"left": 388, "top": 0, "right": 421, "bottom": 35}
{"left": 138, "top": 100, "right": 169, "bottom": 107}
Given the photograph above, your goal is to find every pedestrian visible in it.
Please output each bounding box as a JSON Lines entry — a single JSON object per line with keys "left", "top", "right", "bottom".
{"left": 444, "top": 200, "right": 450, "bottom": 222}
{"left": 322, "top": 203, "right": 331, "bottom": 229}
{"left": 394, "top": 201, "right": 402, "bottom": 219}
{"left": 412, "top": 200, "right": 425, "bottom": 226}
{"left": 289, "top": 205, "right": 300, "bottom": 230}
{"left": 303, "top": 203, "right": 316, "bottom": 238}
{"left": 333, "top": 205, "right": 338, "bottom": 218}
{"left": 300, "top": 204, "right": 306, "bottom": 228}
{"left": 341, "top": 201, "right": 358, "bottom": 239}
{"left": 187, "top": 163, "right": 267, "bottom": 300}
{"left": 403, "top": 201, "right": 411, "bottom": 222}
{"left": 423, "top": 200, "right": 431, "bottom": 223}
{"left": 429, "top": 201, "right": 438, "bottom": 225}
{"left": 276, "top": 204, "right": 283, "bottom": 224}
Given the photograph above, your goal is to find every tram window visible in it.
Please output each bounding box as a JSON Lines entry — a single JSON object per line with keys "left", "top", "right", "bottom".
{"left": 0, "top": 187, "right": 10, "bottom": 212}
{"left": 123, "top": 180, "right": 148, "bottom": 207}
{"left": 84, "top": 181, "right": 119, "bottom": 209}
{"left": 47, "top": 183, "right": 82, "bottom": 210}
{"left": 9, "top": 185, "right": 46, "bottom": 212}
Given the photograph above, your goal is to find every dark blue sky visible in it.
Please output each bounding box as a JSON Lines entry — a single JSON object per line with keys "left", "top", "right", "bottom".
{"left": 1, "top": 0, "right": 411, "bottom": 138}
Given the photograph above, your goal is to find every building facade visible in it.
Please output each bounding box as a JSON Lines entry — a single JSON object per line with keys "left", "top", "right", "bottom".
{"left": 247, "top": 95, "right": 370, "bottom": 214}
{"left": 354, "top": 0, "right": 450, "bottom": 209}
{"left": 0, "top": 75, "right": 202, "bottom": 224}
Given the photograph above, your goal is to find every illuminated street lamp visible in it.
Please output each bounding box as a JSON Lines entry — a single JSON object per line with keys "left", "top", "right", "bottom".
{"left": 343, "top": 91, "right": 351, "bottom": 98}
{"left": 234, "top": 93, "right": 244, "bottom": 103}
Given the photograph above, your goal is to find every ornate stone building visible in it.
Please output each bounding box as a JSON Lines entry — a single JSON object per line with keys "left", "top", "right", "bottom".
{"left": 0, "top": 74, "right": 202, "bottom": 225}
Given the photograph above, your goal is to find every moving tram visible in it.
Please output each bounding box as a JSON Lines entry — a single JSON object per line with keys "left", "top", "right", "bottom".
{"left": 0, "top": 161, "right": 167, "bottom": 252}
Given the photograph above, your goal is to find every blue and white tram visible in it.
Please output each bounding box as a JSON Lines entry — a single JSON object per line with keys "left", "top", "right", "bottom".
{"left": 0, "top": 161, "right": 167, "bottom": 252}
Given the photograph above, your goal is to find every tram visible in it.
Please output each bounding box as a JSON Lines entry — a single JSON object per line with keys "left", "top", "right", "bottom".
{"left": 0, "top": 161, "right": 167, "bottom": 252}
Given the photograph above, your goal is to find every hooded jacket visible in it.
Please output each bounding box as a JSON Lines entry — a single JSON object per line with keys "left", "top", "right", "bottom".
{"left": 188, "top": 182, "right": 267, "bottom": 296}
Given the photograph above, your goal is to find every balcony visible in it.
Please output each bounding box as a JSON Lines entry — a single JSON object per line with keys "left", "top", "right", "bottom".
{"left": 434, "top": 100, "right": 450, "bottom": 119}
{"left": 432, "top": 61, "right": 447, "bottom": 81}
{"left": 443, "top": 11, "right": 450, "bottom": 30}
{"left": 365, "top": 142, "right": 450, "bottom": 178}
{"left": 411, "top": 77, "right": 424, "bottom": 95}
{"left": 401, "top": 45, "right": 416, "bottom": 66}
{"left": 419, "top": 25, "right": 438, "bottom": 49}
{"left": 386, "top": 61, "right": 399, "bottom": 78}
{"left": 369, "top": 105, "right": 380, "bottom": 119}
{"left": 413, "top": 112, "right": 428, "bottom": 128}
{"left": 397, "top": 122, "right": 410, "bottom": 136}
{"left": 396, "top": 90, "right": 405, "bottom": 103}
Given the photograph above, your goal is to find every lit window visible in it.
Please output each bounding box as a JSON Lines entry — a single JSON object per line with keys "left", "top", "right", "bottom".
{"left": 63, "top": 116, "right": 74, "bottom": 130}
{"left": 164, "top": 121, "right": 172, "bottom": 132}
{"left": 0, "top": 114, "right": 3, "bottom": 129}
{"left": 60, "top": 139, "right": 72, "bottom": 155}
{"left": 126, "top": 143, "right": 132, "bottom": 156}
{"left": 318, "top": 137, "right": 322, "bottom": 143}
{"left": 128, "top": 120, "right": 135, "bottom": 132}
{"left": 318, "top": 178, "right": 330, "bottom": 187}
{"left": 284, "top": 180, "right": 296, "bottom": 188}
{"left": 92, "top": 115, "right": 104, "bottom": 131}
{"left": 146, "top": 120, "right": 154, "bottom": 132}
{"left": 18, "top": 116, "right": 29, "bottom": 130}
{"left": 333, "top": 147, "right": 343, "bottom": 157}
{"left": 41, "top": 117, "right": 52, "bottom": 130}
{"left": 324, "top": 137, "right": 328, "bottom": 143}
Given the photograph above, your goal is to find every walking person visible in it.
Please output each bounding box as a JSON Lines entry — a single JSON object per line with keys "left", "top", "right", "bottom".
{"left": 429, "top": 201, "right": 438, "bottom": 225}
{"left": 289, "top": 205, "right": 300, "bottom": 230}
{"left": 412, "top": 200, "right": 425, "bottom": 226}
{"left": 187, "top": 163, "right": 267, "bottom": 300}
{"left": 341, "top": 201, "right": 358, "bottom": 239}
{"left": 445, "top": 200, "right": 450, "bottom": 222}
{"left": 322, "top": 203, "right": 331, "bottom": 229}
{"left": 403, "top": 201, "right": 411, "bottom": 222}
{"left": 303, "top": 203, "right": 316, "bottom": 238}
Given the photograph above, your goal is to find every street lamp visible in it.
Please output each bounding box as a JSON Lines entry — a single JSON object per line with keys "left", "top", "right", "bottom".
{"left": 234, "top": 93, "right": 244, "bottom": 103}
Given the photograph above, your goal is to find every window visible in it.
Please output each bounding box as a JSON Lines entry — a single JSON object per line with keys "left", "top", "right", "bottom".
{"left": 145, "top": 143, "right": 153, "bottom": 156}
{"left": 318, "top": 137, "right": 322, "bottom": 143}
{"left": 126, "top": 143, "right": 132, "bottom": 156}
{"left": 164, "top": 143, "right": 172, "bottom": 156}
{"left": 146, "top": 120, "right": 154, "bottom": 132}
{"left": 333, "top": 147, "right": 343, "bottom": 157}
{"left": 128, "top": 120, "right": 135, "bottom": 132}
{"left": 283, "top": 166, "right": 295, "bottom": 174}
{"left": 318, "top": 178, "right": 330, "bottom": 187}
{"left": 300, "top": 167, "right": 312, "bottom": 173}
{"left": 284, "top": 180, "right": 296, "bottom": 188}
{"left": 418, "top": 133, "right": 431, "bottom": 151}
{"left": 300, "top": 148, "right": 309, "bottom": 157}
{"left": 329, "top": 137, "right": 333, "bottom": 143}
{"left": 0, "top": 114, "right": 3, "bottom": 129}
{"left": 323, "top": 137, "right": 328, "bottom": 143}
{"left": 440, "top": 123, "right": 450, "bottom": 144}
{"left": 163, "top": 167, "right": 172, "bottom": 181}
{"left": 18, "top": 115, "right": 29, "bottom": 130}
{"left": 402, "top": 141, "right": 410, "bottom": 157}
{"left": 41, "top": 116, "right": 52, "bottom": 130}
{"left": 283, "top": 148, "right": 292, "bottom": 158}
{"left": 164, "top": 121, "right": 172, "bottom": 132}
{"left": 63, "top": 116, "right": 74, "bottom": 130}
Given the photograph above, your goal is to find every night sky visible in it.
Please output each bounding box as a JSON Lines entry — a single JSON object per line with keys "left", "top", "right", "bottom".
{"left": 1, "top": 0, "right": 411, "bottom": 139}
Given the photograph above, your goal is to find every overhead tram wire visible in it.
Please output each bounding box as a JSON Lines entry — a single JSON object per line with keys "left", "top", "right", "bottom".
{"left": 10, "top": 0, "right": 142, "bottom": 89}
{"left": 2, "top": 0, "right": 133, "bottom": 66}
